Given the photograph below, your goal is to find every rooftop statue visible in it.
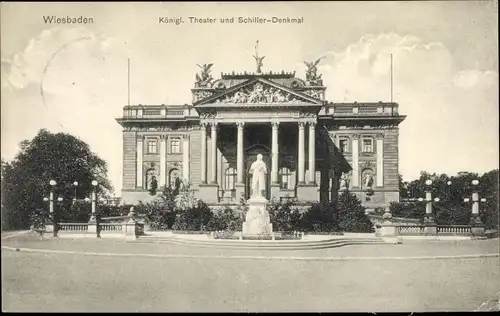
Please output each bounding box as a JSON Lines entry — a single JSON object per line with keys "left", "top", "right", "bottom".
{"left": 304, "top": 56, "right": 325, "bottom": 85}
{"left": 253, "top": 40, "right": 265, "bottom": 74}
{"left": 195, "top": 63, "right": 214, "bottom": 87}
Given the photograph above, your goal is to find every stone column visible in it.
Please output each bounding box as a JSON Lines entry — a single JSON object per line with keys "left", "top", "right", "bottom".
{"left": 200, "top": 123, "right": 207, "bottom": 184}
{"left": 182, "top": 135, "right": 190, "bottom": 183}
{"left": 308, "top": 122, "right": 316, "bottom": 184}
{"left": 159, "top": 135, "right": 166, "bottom": 188}
{"left": 425, "top": 191, "right": 433, "bottom": 218}
{"left": 424, "top": 185, "right": 437, "bottom": 235}
{"left": 351, "top": 135, "right": 359, "bottom": 187}
{"left": 298, "top": 121, "right": 305, "bottom": 185}
{"left": 136, "top": 135, "right": 143, "bottom": 188}
{"left": 210, "top": 122, "right": 218, "bottom": 184}
{"left": 271, "top": 122, "right": 279, "bottom": 185}
{"left": 376, "top": 134, "right": 384, "bottom": 187}
{"left": 236, "top": 122, "right": 245, "bottom": 184}
{"left": 471, "top": 191, "right": 480, "bottom": 220}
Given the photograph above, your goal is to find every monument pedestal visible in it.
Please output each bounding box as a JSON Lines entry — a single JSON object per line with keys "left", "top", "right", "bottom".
{"left": 242, "top": 197, "right": 273, "bottom": 236}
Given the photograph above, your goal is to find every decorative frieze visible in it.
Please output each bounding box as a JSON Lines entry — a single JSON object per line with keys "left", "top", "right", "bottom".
{"left": 193, "top": 90, "right": 215, "bottom": 101}
{"left": 214, "top": 82, "right": 311, "bottom": 104}
{"left": 125, "top": 126, "right": 204, "bottom": 132}
{"left": 302, "top": 89, "right": 324, "bottom": 99}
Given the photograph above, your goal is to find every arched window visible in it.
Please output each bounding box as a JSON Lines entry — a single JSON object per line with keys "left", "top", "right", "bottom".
{"left": 280, "top": 167, "right": 292, "bottom": 189}
{"left": 169, "top": 168, "right": 180, "bottom": 188}
{"left": 146, "top": 168, "right": 158, "bottom": 190}
{"left": 224, "top": 167, "right": 237, "bottom": 191}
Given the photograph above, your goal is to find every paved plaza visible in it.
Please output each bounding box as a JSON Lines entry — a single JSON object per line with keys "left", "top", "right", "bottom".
{"left": 2, "top": 233, "right": 499, "bottom": 312}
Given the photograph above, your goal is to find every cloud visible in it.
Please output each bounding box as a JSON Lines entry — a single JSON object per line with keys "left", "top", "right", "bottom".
{"left": 1, "top": 27, "right": 126, "bottom": 194}
{"left": 317, "top": 33, "right": 499, "bottom": 180}
{"left": 1, "top": 29, "right": 498, "bottom": 195}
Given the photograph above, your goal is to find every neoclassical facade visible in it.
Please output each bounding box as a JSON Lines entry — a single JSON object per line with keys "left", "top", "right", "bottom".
{"left": 116, "top": 62, "right": 406, "bottom": 208}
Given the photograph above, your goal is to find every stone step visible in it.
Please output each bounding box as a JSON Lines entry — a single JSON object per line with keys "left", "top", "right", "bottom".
{"left": 132, "top": 236, "right": 387, "bottom": 250}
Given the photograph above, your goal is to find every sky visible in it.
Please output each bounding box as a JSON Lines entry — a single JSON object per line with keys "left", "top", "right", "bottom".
{"left": 1, "top": 1, "right": 498, "bottom": 196}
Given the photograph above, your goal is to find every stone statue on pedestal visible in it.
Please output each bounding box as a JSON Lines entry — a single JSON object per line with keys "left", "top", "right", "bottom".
{"left": 249, "top": 154, "right": 267, "bottom": 199}
{"left": 243, "top": 154, "right": 273, "bottom": 236}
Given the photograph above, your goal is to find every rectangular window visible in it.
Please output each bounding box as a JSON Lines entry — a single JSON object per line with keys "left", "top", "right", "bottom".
{"left": 170, "top": 138, "right": 181, "bottom": 153}
{"left": 362, "top": 138, "right": 373, "bottom": 152}
{"left": 147, "top": 140, "right": 157, "bottom": 154}
{"left": 339, "top": 139, "right": 349, "bottom": 153}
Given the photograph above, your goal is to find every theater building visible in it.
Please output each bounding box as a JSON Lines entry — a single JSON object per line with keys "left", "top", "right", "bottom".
{"left": 116, "top": 59, "right": 406, "bottom": 208}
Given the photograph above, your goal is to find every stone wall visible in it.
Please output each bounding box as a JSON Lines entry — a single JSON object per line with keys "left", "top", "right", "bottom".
{"left": 122, "top": 132, "right": 137, "bottom": 190}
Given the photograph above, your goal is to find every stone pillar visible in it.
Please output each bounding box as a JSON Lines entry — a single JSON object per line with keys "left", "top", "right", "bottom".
{"left": 308, "top": 122, "right": 316, "bottom": 184}
{"left": 470, "top": 191, "right": 485, "bottom": 237}
{"left": 424, "top": 190, "right": 437, "bottom": 235}
{"left": 49, "top": 191, "right": 54, "bottom": 216}
{"left": 236, "top": 122, "right": 245, "bottom": 184}
{"left": 351, "top": 135, "right": 359, "bottom": 187}
{"left": 271, "top": 122, "right": 279, "bottom": 185}
{"left": 376, "top": 134, "right": 384, "bottom": 187}
{"left": 45, "top": 191, "right": 55, "bottom": 234}
{"left": 136, "top": 135, "right": 143, "bottom": 188}
{"left": 159, "top": 135, "right": 166, "bottom": 188}
{"left": 200, "top": 123, "right": 207, "bottom": 184}
{"left": 182, "top": 135, "right": 190, "bottom": 183}
{"left": 210, "top": 122, "right": 218, "bottom": 184}
{"left": 298, "top": 121, "right": 305, "bottom": 185}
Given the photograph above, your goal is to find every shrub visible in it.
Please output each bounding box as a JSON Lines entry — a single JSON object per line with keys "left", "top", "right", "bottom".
{"left": 267, "top": 199, "right": 302, "bottom": 232}
{"left": 301, "top": 201, "right": 338, "bottom": 232}
{"left": 389, "top": 201, "right": 426, "bottom": 219}
{"left": 336, "top": 191, "right": 374, "bottom": 233}
{"left": 208, "top": 206, "right": 244, "bottom": 231}
{"left": 30, "top": 208, "right": 49, "bottom": 229}
{"left": 172, "top": 200, "right": 213, "bottom": 231}
{"left": 139, "top": 186, "right": 178, "bottom": 229}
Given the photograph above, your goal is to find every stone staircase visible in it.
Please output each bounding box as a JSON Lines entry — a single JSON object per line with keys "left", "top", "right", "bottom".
{"left": 132, "top": 235, "right": 389, "bottom": 250}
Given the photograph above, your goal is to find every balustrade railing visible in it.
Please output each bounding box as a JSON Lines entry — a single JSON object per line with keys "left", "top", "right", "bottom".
{"left": 396, "top": 225, "right": 425, "bottom": 235}
{"left": 58, "top": 223, "right": 89, "bottom": 232}
{"left": 99, "top": 223, "right": 124, "bottom": 233}
{"left": 437, "top": 225, "right": 471, "bottom": 235}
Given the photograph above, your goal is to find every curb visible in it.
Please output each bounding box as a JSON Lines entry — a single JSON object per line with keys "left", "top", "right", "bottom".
{"left": 2, "top": 246, "right": 499, "bottom": 262}
{"left": 1, "top": 231, "right": 31, "bottom": 240}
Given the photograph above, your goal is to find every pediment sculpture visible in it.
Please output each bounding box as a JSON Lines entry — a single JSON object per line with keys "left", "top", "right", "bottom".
{"left": 304, "top": 57, "right": 325, "bottom": 85}
{"left": 214, "top": 82, "right": 309, "bottom": 104}
{"left": 195, "top": 63, "right": 214, "bottom": 87}
{"left": 302, "top": 89, "right": 322, "bottom": 99}
{"left": 194, "top": 90, "right": 214, "bottom": 101}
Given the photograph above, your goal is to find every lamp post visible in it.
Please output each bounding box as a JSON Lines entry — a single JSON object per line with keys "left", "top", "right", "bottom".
{"left": 424, "top": 180, "right": 434, "bottom": 222}
{"left": 73, "top": 181, "right": 78, "bottom": 204}
{"left": 446, "top": 180, "right": 452, "bottom": 201}
{"left": 468, "top": 180, "right": 485, "bottom": 237}
{"left": 46, "top": 180, "right": 57, "bottom": 236}
{"left": 89, "top": 180, "right": 98, "bottom": 222}
{"left": 423, "top": 179, "right": 437, "bottom": 235}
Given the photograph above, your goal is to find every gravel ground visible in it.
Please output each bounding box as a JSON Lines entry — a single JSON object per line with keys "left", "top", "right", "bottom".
{"left": 2, "top": 234, "right": 499, "bottom": 258}
{"left": 2, "top": 234, "right": 499, "bottom": 312}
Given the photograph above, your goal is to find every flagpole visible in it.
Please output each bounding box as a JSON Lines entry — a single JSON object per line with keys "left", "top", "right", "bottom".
{"left": 128, "top": 58, "right": 130, "bottom": 106}
{"left": 390, "top": 53, "right": 393, "bottom": 103}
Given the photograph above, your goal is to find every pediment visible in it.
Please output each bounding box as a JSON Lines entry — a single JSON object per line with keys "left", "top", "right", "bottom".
{"left": 195, "top": 78, "right": 322, "bottom": 106}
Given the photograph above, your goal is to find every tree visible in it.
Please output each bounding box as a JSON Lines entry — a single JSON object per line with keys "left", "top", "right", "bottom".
{"left": 336, "top": 190, "right": 373, "bottom": 232}
{"left": 1, "top": 129, "right": 112, "bottom": 230}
